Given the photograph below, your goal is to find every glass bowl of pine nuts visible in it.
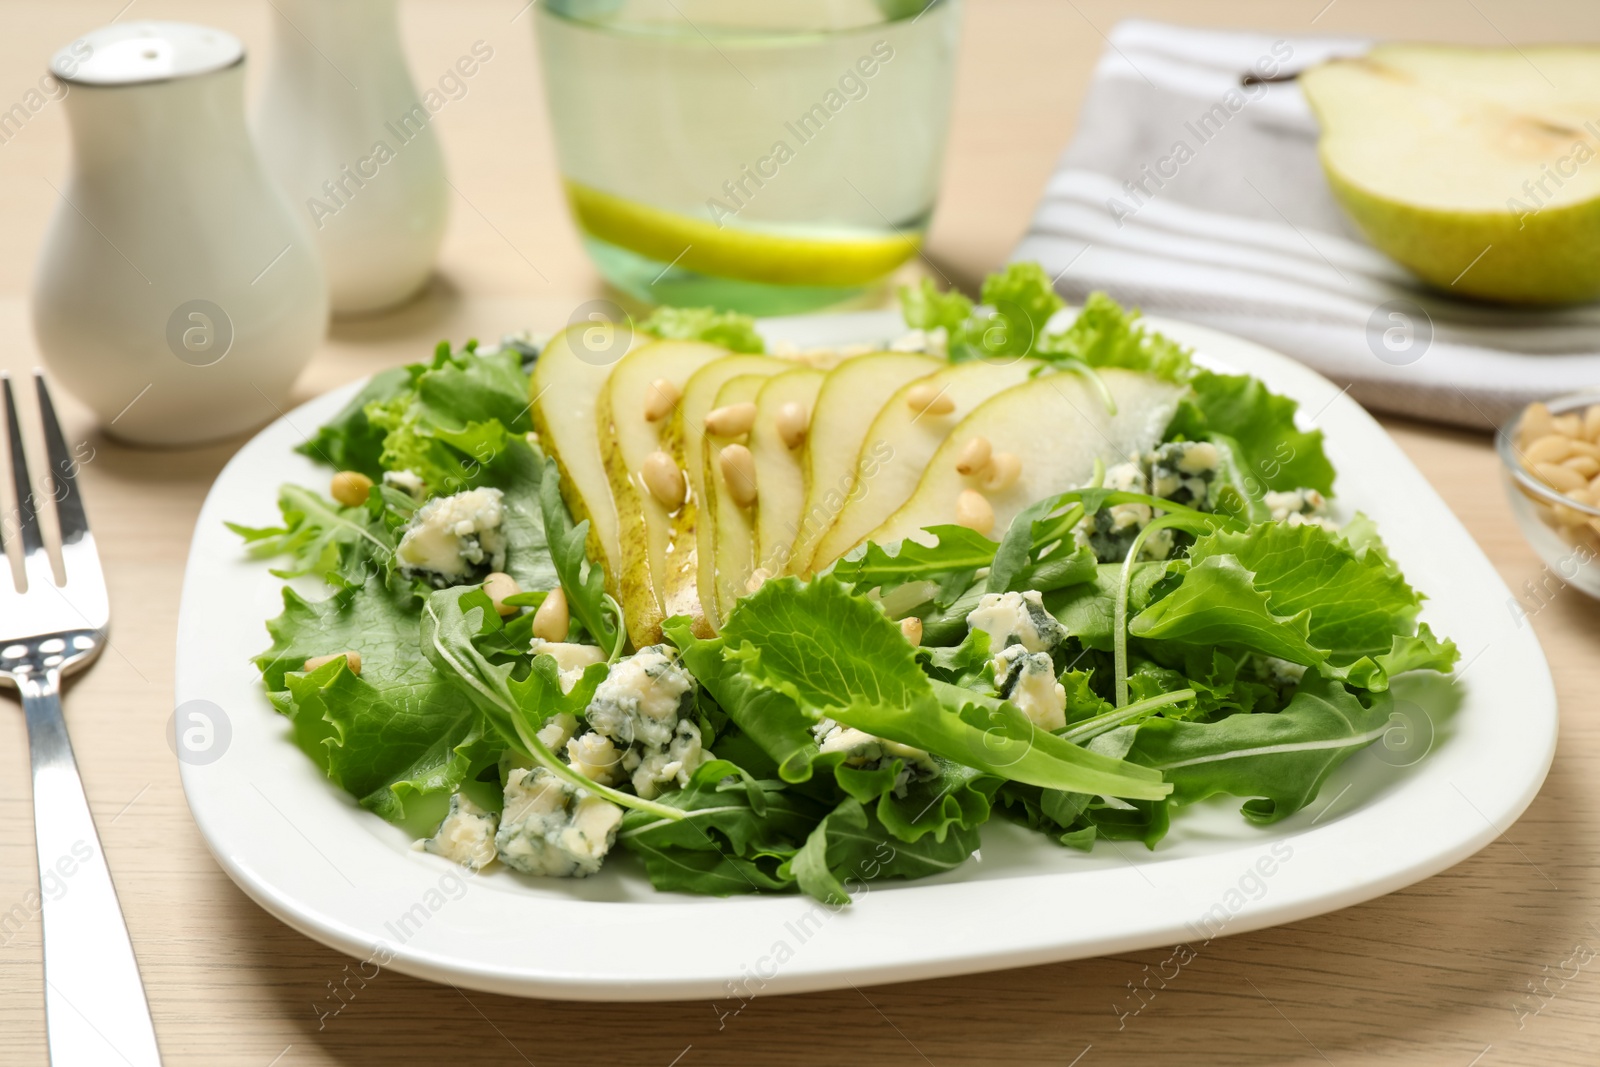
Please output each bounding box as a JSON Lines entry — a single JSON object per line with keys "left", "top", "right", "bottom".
{"left": 1498, "top": 395, "right": 1600, "bottom": 599}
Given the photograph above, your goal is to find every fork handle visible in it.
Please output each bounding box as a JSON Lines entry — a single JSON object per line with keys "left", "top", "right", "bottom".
{"left": 19, "top": 670, "right": 162, "bottom": 1066}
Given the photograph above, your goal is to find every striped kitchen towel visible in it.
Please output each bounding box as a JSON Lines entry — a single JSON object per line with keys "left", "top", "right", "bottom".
{"left": 1013, "top": 19, "right": 1600, "bottom": 429}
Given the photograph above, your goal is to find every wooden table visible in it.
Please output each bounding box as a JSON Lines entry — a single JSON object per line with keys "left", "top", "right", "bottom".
{"left": 2, "top": 1, "right": 1598, "bottom": 1063}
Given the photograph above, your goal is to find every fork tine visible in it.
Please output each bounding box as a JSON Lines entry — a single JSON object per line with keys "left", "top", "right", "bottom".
{"left": 34, "top": 372, "right": 88, "bottom": 547}
{"left": 2, "top": 373, "right": 45, "bottom": 557}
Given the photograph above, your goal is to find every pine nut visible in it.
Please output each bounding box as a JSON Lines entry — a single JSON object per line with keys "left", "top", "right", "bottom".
{"left": 956, "top": 489, "right": 995, "bottom": 536}
{"left": 720, "top": 444, "right": 758, "bottom": 507}
{"left": 533, "top": 588, "right": 569, "bottom": 642}
{"left": 1567, "top": 439, "right": 1600, "bottom": 460}
{"left": 981, "top": 452, "right": 1022, "bottom": 493}
{"left": 643, "top": 378, "right": 680, "bottom": 422}
{"left": 641, "top": 450, "right": 686, "bottom": 509}
{"left": 1536, "top": 462, "right": 1586, "bottom": 493}
{"left": 1524, "top": 434, "right": 1574, "bottom": 465}
{"left": 1567, "top": 487, "right": 1595, "bottom": 506}
{"left": 955, "top": 436, "right": 992, "bottom": 476}
{"left": 304, "top": 651, "right": 361, "bottom": 675}
{"left": 1586, "top": 404, "right": 1600, "bottom": 442}
{"left": 899, "top": 616, "right": 923, "bottom": 646}
{"left": 483, "top": 571, "right": 521, "bottom": 616}
{"left": 330, "top": 471, "right": 373, "bottom": 507}
{"left": 776, "top": 402, "right": 808, "bottom": 449}
{"left": 1555, "top": 503, "right": 1589, "bottom": 527}
{"left": 907, "top": 382, "right": 955, "bottom": 416}
{"left": 1555, "top": 413, "right": 1583, "bottom": 437}
{"left": 1589, "top": 472, "right": 1600, "bottom": 495}
{"left": 1565, "top": 455, "right": 1600, "bottom": 479}
{"left": 705, "top": 402, "right": 757, "bottom": 437}
{"left": 1519, "top": 402, "right": 1555, "bottom": 444}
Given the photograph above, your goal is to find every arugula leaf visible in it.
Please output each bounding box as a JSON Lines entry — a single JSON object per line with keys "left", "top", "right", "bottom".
{"left": 479, "top": 438, "right": 561, "bottom": 596}
{"left": 418, "top": 586, "right": 676, "bottom": 819}
{"left": 538, "top": 457, "right": 622, "bottom": 655}
{"left": 1046, "top": 561, "right": 1179, "bottom": 650}
{"left": 254, "top": 576, "right": 487, "bottom": 822}
{"left": 296, "top": 367, "right": 411, "bottom": 478}
{"left": 640, "top": 306, "right": 765, "bottom": 353}
{"left": 1124, "top": 672, "right": 1393, "bottom": 823}
{"left": 720, "top": 575, "right": 1171, "bottom": 800}
{"left": 1165, "top": 371, "right": 1334, "bottom": 496}
{"left": 787, "top": 797, "right": 981, "bottom": 905}
{"left": 228, "top": 484, "right": 396, "bottom": 588}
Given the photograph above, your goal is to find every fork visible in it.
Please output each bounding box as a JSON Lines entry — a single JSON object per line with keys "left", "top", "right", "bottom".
{"left": 1, "top": 373, "right": 161, "bottom": 1066}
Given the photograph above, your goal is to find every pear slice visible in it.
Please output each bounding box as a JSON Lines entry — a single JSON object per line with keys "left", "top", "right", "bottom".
{"left": 705, "top": 374, "right": 773, "bottom": 625}
{"left": 748, "top": 368, "right": 826, "bottom": 578}
{"left": 865, "top": 370, "right": 1185, "bottom": 549}
{"left": 530, "top": 324, "right": 644, "bottom": 589}
{"left": 787, "top": 352, "right": 942, "bottom": 576}
{"left": 661, "top": 354, "right": 784, "bottom": 636}
{"left": 597, "top": 339, "right": 727, "bottom": 648}
{"left": 810, "top": 358, "right": 1039, "bottom": 570}
{"left": 1301, "top": 44, "right": 1600, "bottom": 304}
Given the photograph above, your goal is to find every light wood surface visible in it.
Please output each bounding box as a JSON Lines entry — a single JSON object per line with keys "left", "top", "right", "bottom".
{"left": 2, "top": 1, "right": 1598, "bottom": 1064}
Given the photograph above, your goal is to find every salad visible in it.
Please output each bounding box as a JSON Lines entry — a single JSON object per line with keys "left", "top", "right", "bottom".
{"left": 233, "top": 264, "right": 1457, "bottom": 905}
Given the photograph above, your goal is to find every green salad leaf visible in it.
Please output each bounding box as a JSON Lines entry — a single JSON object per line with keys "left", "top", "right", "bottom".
{"left": 640, "top": 306, "right": 765, "bottom": 353}
{"left": 254, "top": 576, "right": 489, "bottom": 823}
{"left": 1167, "top": 370, "right": 1335, "bottom": 497}
{"left": 227, "top": 484, "right": 397, "bottom": 589}
{"left": 296, "top": 368, "right": 411, "bottom": 478}
{"left": 719, "top": 574, "right": 1172, "bottom": 800}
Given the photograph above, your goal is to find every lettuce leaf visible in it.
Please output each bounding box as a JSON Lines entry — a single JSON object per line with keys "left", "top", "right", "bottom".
{"left": 640, "top": 306, "right": 765, "bottom": 353}
{"left": 296, "top": 367, "right": 411, "bottom": 478}
{"left": 719, "top": 574, "right": 1171, "bottom": 800}
{"left": 1166, "top": 370, "right": 1335, "bottom": 496}
{"left": 253, "top": 576, "right": 489, "bottom": 823}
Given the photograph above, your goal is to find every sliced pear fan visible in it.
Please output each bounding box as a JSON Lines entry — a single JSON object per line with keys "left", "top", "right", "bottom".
{"left": 706, "top": 374, "right": 772, "bottom": 626}
{"left": 864, "top": 370, "right": 1186, "bottom": 550}
{"left": 597, "top": 339, "right": 726, "bottom": 647}
{"left": 810, "top": 358, "right": 1040, "bottom": 570}
{"left": 748, "top": 368, "right": 826, "bottom": 579}
{"left": 661, "top": 355, "right": 786, "bottom": 638}
{"left": 531, "top": 324, "right": 644, "bottom": 589}
{"left": 786, "top": 352, "right": 943, "bottom": 576}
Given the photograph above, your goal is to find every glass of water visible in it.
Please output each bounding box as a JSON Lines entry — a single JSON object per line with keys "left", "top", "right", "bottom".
{"left": 535, "top": 0, "right": 962, "bottom": 315}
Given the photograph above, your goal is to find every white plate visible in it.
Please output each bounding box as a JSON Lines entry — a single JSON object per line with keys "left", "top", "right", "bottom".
{"left": 175, "top": 310, "right": 1556, "bottom": 1001}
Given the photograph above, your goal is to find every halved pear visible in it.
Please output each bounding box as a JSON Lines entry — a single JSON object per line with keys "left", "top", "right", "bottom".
{"left": 810, "top": 358, "right": 1040, "bottom": 569}
{"left": 597, "top": 339, "right": 727, "bottom": 648}
{"left": 530, "top": 324, "right": 644, "bottom": 589}
{"left": 865, "top": 370, "right": 1185, "bottom": 549}
{"left": 748, "top": 368, "right": 826, "bottom": 578}
{"left": 661, "top": 354, "right": 784, "bottom": 636}
{"left": 1301, "top": 44, "right": 1600, "bottom": 304}
{"left": 705, "top": 374, "right": 772, "bottom": 626}
{"left": 786, "top": 352, "right": 942, "bottom": 576}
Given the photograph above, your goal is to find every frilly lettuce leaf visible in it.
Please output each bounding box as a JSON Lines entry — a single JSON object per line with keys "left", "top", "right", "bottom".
{"left": 640, "top": 306, "right": 765, "bottom": 353}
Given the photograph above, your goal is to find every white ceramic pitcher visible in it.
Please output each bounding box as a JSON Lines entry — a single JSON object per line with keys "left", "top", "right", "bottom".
{"left": 256, "top": 0, "right": 449, "bottom": 316}
{"left": 31, "top": 22, "right": 328, "bottom": 447}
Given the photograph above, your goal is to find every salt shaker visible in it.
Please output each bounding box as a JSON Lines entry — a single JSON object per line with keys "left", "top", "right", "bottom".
{"left": 31, "top": 22, "right": 328, "bottom": 447}
{"left": 256, "top": 0, "right": 449, "bottom": 316}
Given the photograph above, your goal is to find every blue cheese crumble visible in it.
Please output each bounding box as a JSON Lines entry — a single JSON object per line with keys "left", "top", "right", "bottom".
{"left": 993, "top": 645, "right": 1067, "bottom": 731}
{"left": 812, "top": 719, "right": 938, "bottom": 795}
{"left": 396, "top": 487, "right": 507, "bottom": 583}
{"left": 418, "top": 792, "right": 499, "bottom": 871}
{"left": 581, "top": 645, "right": 707, "bottom": 800}
{"left": 529, "top": 639, "right": 606, "bottom": 694}
{"left": 495, "top": 767, "right": 622, "bottom": 878}
{"left": 967, "top": 590, "right": 1066, "bottom": 654}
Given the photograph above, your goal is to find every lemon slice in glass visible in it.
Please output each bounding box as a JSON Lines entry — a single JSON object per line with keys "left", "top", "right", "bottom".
{"left": 564, "top": 181, "right": 922, "bottom": 288}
